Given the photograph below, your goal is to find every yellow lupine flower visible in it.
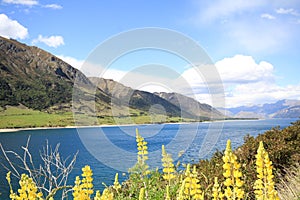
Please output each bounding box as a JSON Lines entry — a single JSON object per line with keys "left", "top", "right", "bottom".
{"left": 212, "top": 177, "right": 224, "bottom": 200}
{"left": 222, "top": 140, "right": 244, "bottom": 200}
{"left": 93, "top": 189, "right": 113, "bottom": 200}
{"left": 139, "top": 187, "right": 145, "bottom": 200}
{"left": 161, "top": 145, "right": 176, "bottom": 200}
{"left": 161, "top": 145, "right": 176, "bottom": 182}
{"left": 176, "top": 178, "right": 184, "bottom": 200}
{"left": 136, "top": 129, "right": 149, "bottom": 162}
{"left": 72, "top": 165, "right": 94, "bottom": 200}
{"left": 135, "top": 128, "right": 150, "bottom": 176}
{"left": 181, "top": 164, "right": 204, "bottom": 199}
{"left": 100, "top": 188, "right": 114, "bottom": 200}
{"left": 6, "top": 171, "right": 11, "bottom": 184}
{"left": 94, "top": 190, "right": 101, "bottom": 200}
{"left": 7, "top": 173, "right": 43, "bottom": 200}
{"left": 254, "top": 141, "right": 280, "bottom": 200}
{"left": 113, "top": 173, "right": 121, "bottom": 191}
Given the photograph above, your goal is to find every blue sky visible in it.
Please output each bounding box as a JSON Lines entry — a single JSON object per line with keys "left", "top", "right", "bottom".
{"left": 0, "top": 0, "right": 300, "bottom": 107}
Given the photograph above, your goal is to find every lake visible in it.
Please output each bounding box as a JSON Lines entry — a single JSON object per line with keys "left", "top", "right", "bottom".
{"left": 0, "top": 118, "right": 298, "bottom": 198}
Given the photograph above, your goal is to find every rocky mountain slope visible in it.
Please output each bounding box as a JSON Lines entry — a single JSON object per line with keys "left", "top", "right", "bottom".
{"left": 155, "top": 92, "right": 224, "bottom": 119}
{"left": 90, "top": 78, "right": 225, "bottom": 119}
{"left": 89, "top": 77, "right": 193, "bottom": 118}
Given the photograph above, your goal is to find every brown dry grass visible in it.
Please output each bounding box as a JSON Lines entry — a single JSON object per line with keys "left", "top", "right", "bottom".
{"left": 277, "top": 164, "right": 300, "bottom": 200}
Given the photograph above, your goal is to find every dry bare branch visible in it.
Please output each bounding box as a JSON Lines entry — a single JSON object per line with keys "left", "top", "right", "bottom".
{"left": 0, "top": 137, "right": 78, "bottom": 199}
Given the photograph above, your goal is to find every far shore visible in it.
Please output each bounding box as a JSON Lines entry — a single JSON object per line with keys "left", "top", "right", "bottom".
{"left": 0, "top": 118, "right": 262, "bottom": 133}
{"left": 0, "top": 125, "right": 114, "bottom": 133}
{"left": 0, "top": 126, "right": 74, "bottom": 133}
{"left": 0, "top": 122, "right": 194, "bottom": 133}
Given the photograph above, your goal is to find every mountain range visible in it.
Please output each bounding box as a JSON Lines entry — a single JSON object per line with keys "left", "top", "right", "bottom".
{"left": 1, "top": 36, "right": 298, "bottom": 123}
{"left": 0, "top": 36, "right": 224, "bottom": 124}
{"left": 222, "top": 99, "right": 300, "bottom": 119}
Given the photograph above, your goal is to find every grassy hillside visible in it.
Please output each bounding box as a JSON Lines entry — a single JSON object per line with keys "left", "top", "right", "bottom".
{"left": 0, "top": 106, "right": 75, "bottom": 128}
{"left": 1, "top": 36, "right": 220, "bottom": 126}
{"left": 0, "top": 106, "right": 200, "bottom": 129}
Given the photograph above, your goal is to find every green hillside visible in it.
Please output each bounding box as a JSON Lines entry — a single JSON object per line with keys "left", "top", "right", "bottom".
{"left": 0, "top": 36, "right": 224, "bottom": 128}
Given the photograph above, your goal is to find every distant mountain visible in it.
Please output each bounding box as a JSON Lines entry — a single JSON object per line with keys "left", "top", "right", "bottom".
{"left": 223, "top": 99, "right": 300, "bottom": 119}
{"left": 0, "top": 36, "right": 223, "bottom": 122}
{"left": 155, "top": 92, "right": 224, "bottom": 119}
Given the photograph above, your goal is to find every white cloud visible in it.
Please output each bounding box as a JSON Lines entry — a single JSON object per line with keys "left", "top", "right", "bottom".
{"left": 32, "top": 35, "right": 64, "bottom": 48}
{"left": 44, "top": 4, "right": 62, "bottom": 9}
{"left": 214, "top": 55, "right": 277, "bottom": 106}
{"left": 198, "top": 0, "right": 265, "bottom": 23}
{"left": 55, "top": 54, "right": 300, "bottom": 108}
{"left": 57, "top": 55, "right": 83, "bottom": 70}
{"left": 276, "top": 8, "right": 299, "bottom": 16}
{"left": 2, "top": 0, "right": 38, "bottom": 6}
{"left": 101, "top": 68, "right": 127, "bottom": 81}
{"left": 56, "top": 55, "right": 128, "bottom": 82}
{"left": 56, "top": 55, "right": 127, "bottom": 80}
{"left": 0, "top": 14, "right": 28, "bottom": 39}
{"left": 215, "top": 55, "right": 274, "bottom": 84}
{"left": 68, "top": 58, "right": 183, "bottom": 94}
{"left": 225, "top": 82, "right": 300, "bottom": 107}
{"left": 180, "top": 55, "right": 300, "bottom": 107}
{"left": 261, "top": 13, "right": 276, "bottom": 20}
{"left": 3, "top": 0, "right": 63, "bottom": 10}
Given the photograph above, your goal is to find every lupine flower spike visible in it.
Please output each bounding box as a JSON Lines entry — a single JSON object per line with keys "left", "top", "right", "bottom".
{"left": 113, "top": 173, "right": 121, "bottom": 191}
{"left": 136, "top": 128, "right": 150, "bottom": 176}
{"left": 162, "top": 145, "right": 176, "bottom": 200}
{"left": 222, "top": 140, "right": 244, "bottom": 200}
{"left": 254, "top": 141, "right": 280, "bottom": 200}
{"left": 162, "top": 145, "right": 176, "bottom": 182}
{"left": 212, "top": 177, "right": 224, "bottom": 200}
{"left": 139, "top": 187, "right": 145, "bottom": 200}
{"left": 6, "top": 172, "right": 43, "bottom": 200}
{"left": 72, "top": 165, "right": 94, "bottom": 200}
{"left": 182, "top": 164, "right": 204, "bottom": 199}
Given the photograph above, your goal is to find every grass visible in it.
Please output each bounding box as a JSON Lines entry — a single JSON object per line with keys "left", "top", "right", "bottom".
{"left": 113, "top": 115, "right": 197, "bottom": 125}
{"left": 0, "top": 106, "right": 75, "bottom": 128}
{"left": 0, "top": 106, "right": 200, "bottom": 129}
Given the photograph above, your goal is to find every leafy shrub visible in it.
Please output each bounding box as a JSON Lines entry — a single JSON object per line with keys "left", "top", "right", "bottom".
{"left": 195, "top": 120, "right": 300, "bottom": 199}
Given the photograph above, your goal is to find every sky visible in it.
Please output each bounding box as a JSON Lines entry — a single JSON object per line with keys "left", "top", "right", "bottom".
{"left": 0, "top": 0, "right": 300, "bottom": 108}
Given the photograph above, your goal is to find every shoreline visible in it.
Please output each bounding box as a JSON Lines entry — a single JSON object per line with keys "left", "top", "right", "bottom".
{"left": 0, "top": 122, "right": 190, "bottom": 133}
{"left": 0, "top": 126, "right": 75, "bottom": 133}
{"left": 0, "top": 118, "right": 263, "bottom": 133}
{"left": 0, "top": 124, "right": 126, "bottom": 133}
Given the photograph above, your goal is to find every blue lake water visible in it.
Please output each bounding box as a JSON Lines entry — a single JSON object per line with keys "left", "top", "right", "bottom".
{"left": 0, "top": 118, "right": 298, "bottom": 198}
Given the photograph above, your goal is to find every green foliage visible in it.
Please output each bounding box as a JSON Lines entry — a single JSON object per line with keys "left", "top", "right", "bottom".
{"left": 195, "top": 120, "right": 300, "bottom": 199}
{"left": 1, "top": 76, "right": 72, "bottom": 110}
